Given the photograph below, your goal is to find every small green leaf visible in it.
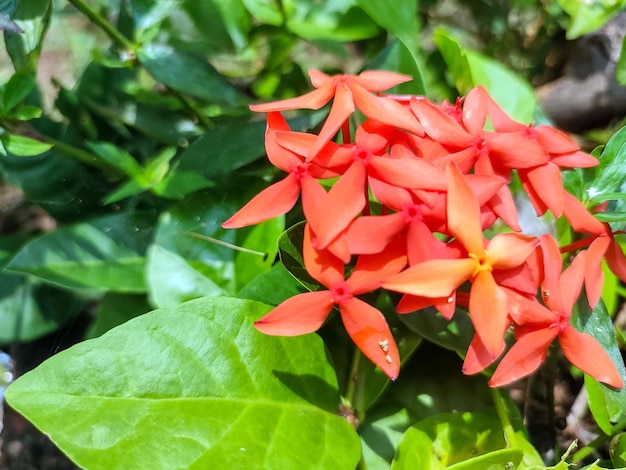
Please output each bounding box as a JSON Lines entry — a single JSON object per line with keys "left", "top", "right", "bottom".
{"left": 610, "top": 432, "right": 626, "bottom": 467}
{"left": 390, "top": 412, "right": 507, "bottom": 469}
{"left": 5, "top": 296, "right": 361, "bottom": 470}
{"left": 2, "top": 69, "right": 36, "bottom": 112}
{"left": 0, "top": 134, "right": 52, "bottom": 156}
{"left": 152, "top": 170, "right": 214, "bottom": 199}
{"left": 4, "top": 0, "right": 51, "bottom": 71}
{"left": 243, "top": 0, "right": 283, "bottom": 25}
{"left": 445, "top": 448, "right": 523, "bottom": 469}
{"left": 6, "top": 212, "right": 153, "bottom": 291}
{"left": 85, "top": 141, "right": 143, "bottom": 177}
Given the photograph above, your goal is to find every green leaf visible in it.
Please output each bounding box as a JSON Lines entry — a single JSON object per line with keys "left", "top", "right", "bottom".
{"left": 237, "top": 262, "right": 306, "bottom": 306}
{"left": 446, "top": 448, "right": 523, "bottom": 470}
{"left": 282, "top": 0, "right": 379, "bottom": 41}
{"left": 85, "top": 293, "right": 151, "bottom": 339}
{"left": 367, "top": 39, "right": 427, "bottom": 95}
{"left": 433, "top": 28, "right": 537, "bottom": 124}
{"left": 556, "top": 0, "right": 626, "bottom": 39}
{"left": 207, "top": 0, "right": 250, "bottom": 50}
{"left": 5, "top": 296, "right": 361, "bottom": 470}
{"left": 277, "top": 221, "right": 319, "bottom": 292}
{"left": 610, "top": 432, "right": 626, "bottom": 467}
{"left": 243, "top": 0, "right": 283, "bottom": 26}
{"left": 0, "top": 134, "right": 52, "bottom": 156}
{"left": 152, "top": 170, "right": 214, "bottom": 199}
{"left": 6, "top": 212, "right": 153, "bottom": 291}
{"left": 148, "top": 189, "right": 282, "bottom": 303}
{"left": 128, "top": 0, "right": 184, "bottom": 36}
{"left": 0, "top": 272, "right": 85, "bottom": 344}
{"left": 587, "top": 127, "right": 626, "bottom": 206}
{"left": 574, "top": 297, "right": 626, "bottom": 428}
{"left": 3, "top": 0, "right": 50, "bottom": 71}
{"left": 138, "top": 44, "right": 248, "bottom": 106}
{"left": 2, "top": 69, "right": 36, "bottom": 112}
{"left": 85, "top": 141, "right": 143, "bottom": 177}
{"left": 146, "top": 244, "right": 226, "bottom": 308}
{"left": 390, "top": 412, "right": 507, "bottom": 469}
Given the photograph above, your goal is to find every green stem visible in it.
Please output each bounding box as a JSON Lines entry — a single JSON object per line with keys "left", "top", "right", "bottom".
{"left": 67, "top": 0, "right": 134, "bottom": 51}
{"left": 492, "top": 387, "right": 517, "bottom": 446}
{"left": 571, "top": 418, "right": 626, "bottom": 463}
{"left": 344, "top": 348, "right": 363, "bottom": 418}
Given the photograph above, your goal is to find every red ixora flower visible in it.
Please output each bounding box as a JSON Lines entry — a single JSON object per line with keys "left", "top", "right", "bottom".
{"left": 489, "top": 234, "right": 623, "bottom": 388}
{"left": 254, "top": 224, "right": 407, "bottom": 379}
{"left": 250, "top": 69, "right": 423, "bottom": 158}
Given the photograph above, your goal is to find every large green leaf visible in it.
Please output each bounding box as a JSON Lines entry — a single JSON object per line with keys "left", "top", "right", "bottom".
{"left": 5, "top": 296, "right": 361, "bottom": 469}
{"left": 6, "top": 212, "right": 154, "bottom": 291}
{"left": 556, "top": 0, "right": 626, "bottom": 39}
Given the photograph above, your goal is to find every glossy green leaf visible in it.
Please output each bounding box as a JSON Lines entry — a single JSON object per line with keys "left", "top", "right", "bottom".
{"left": 434, "top": 28, "right": 537, "bottom": 124}
{"left": 129, "top": 0, "right": 184, "bottom": 36}
{"left": 367, "top": 39, "right": 427, "bottom": 95}
{"left": 85, "top": 293, "right": 152, "bottom": 339}
{"left": 390, "top": 412, "right": 507, "bottom": 469}
{"left": 586, "top": 127, "right": 626, "bottom": 207}
{"left": 282, "top": 0, "right": 379, "bottom": 41}
{"left": 237, "top": 262, "right": 306, "bottom": 306}
{"left": 243, "top": 0, "right": 283, "bottom": 25}
{"left": 446, "top": 448, "right": 522, "bottom": 469}
{"left": 398, "top": 307, "right": 474, "bottom": 356}
{"left": 85, "top": 141, "right": 142, "bottom": 177}
{"left": 0, "top": 272, "right": 85, "bottom": 344}
{"left": 208, "top": 0, "right": 250, "bottom": 50}
{"left": 6, "top": 212, "right": 154, "bottom": 291}
{"left": 3, "top": 0, "right": 50, "bottom": 71}
{"left": 147, "top": 189, "right": 282, "bottom": 305}
{"left": 2, "top": 68, "right": 36, "bottom": 112}
{"left": 0, "top": 134, "right": 52, "bottom": 156}
{"left": 138, "top": 44, "right": 248, "bottom": 106}
{"left": 277, "top": 221, "right": 319, "bottom": 292}
{"left": 610, "top": 432, "right": 626, "bottom": 467}
{"left": 5, "top": 296, "right": 361, "bottom": 469}
{"left": 556, "top": 0, "right": 626, "bottom": 39}
{"left": 574, "top": 297, "right": 626, "bottom": 429}
{"left": 146, "top": 244, "right": 226, "bottom": 308}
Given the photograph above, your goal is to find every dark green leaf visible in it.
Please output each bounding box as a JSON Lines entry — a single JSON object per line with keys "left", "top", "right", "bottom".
{"left": 138, "top": 44, "right": 248, "bottom": 106}
{"left": 85, "top": 293, "right": 152, "bottom": 339}
{"left": 0, "top": 272, "right": 85, "bottom": 344}
{"left": 129, "top": 0, "right": 184, "bottom": 35}
{"left": 2, "top": 69, "right": 35, "bottom": 111}
{"left": 237, "top": 262, "right": 306, "bottom": 306}
{"left": 152, "top": 170, "right": 214, "bottom": 199}
{"left": 85, "top": 141, "right": 143, "bottom": 177}
{"left": 367, "top": 39, "right": 426, "bottom": 95}
{"left": 5, "top": 296, "right": 361, "bottom": 469}
{"left": 207, "top": 0, "right": 250, "bottom": 50}
{"left": 277, "top": 221, "right": 319, "bottom": 292}
{"left": 6, "top": 212, "right": 154, "bottom": 291}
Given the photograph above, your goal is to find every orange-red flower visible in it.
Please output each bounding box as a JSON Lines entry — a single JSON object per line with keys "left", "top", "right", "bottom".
{"left": 254, "top": 224, "right": 407, "bottom": 379}
{"left": 250, "top": 70, "right": 423, "bottom": 158}
{"left": 490, "top": 234, "right": 623, "bottom": 388}
{"left": 383, "top": 163, "right": 537, "bottom": 357}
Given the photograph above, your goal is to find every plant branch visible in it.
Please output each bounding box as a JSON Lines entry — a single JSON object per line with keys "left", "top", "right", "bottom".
{"left": 67, "top": 0, "right": 134, "bottom": 51}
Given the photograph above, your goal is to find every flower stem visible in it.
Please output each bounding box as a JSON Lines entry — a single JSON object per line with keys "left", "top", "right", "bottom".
{"left": 492, "top": 387, "right": 516, "bottom": 446}
{"left": 67, "top": 0, "right": 134, "bottom": 51}
{"left": 344, "top": 347, "right": 365, "bottom": 422}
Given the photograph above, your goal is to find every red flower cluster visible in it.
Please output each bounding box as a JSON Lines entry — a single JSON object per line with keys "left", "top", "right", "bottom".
{"left": 223, "top": 69, "right": 625, "bottom": 387}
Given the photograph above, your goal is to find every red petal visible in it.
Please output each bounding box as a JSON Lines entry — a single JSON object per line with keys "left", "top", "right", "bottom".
{"left": 351, "top": 84, "right": 424, "bottom": 136}
{"left": 308, "top": 69, "right": 331, "bottom": 87}
{"left": 538, "top": 234, "right": 565, "bottom": 313}
{"left": 345, "top": 213, "right": 406, "bottom": 255}
{"left": 534, "top": 126, "right": 579, "bottom": 154}
{"left": 583, "top": 238, "right": 608, "bottom": 308}
{"left": 463, "top": 334, "right": 500, "bottom": 375}
{"left": 340, "top": 297, "right": 400, "bottom": 380}
{"left": 309, "top": 84, "right": 356, "bottom": 158}
{"left": 446, "top": 163, "right": 485, "bottom": 256}
{"left": 351, "top": 70, "right": 413, "bottom": 92}
{"left": 222, "top": 175, "right": 300, "bottom": 228}
{"left": 468, "top": 271, "right": 508, "bottom": 357}
{"left": 606, "top": 238, "right": 626, "bottom": 283}
{"left": 562, "top": 191, "right": 605, "bottom": 235}
{"left": 559, "top": 250, "right": 586, "bottom": 314}
{"left": 560, "top": 326, "right": 623, "bottom": 388}
{"left": 302, "top": 223, "right": 344, "bottom": 287}
{"left": 485, "top": 131, "right": 549, "bottom": 169}
{"left": 349, "top": 240, "right": 407, "bottom": 293}
{"left": 466, "top": 86, "right": 523, "bottom": 133}
{"left": 487, "top": 232, "right": 538, "bottom": 269}
{"left": 519, "top": 163, "right": 564, "bottom": 217}
{"left": 309, "top": 163, "right": 367, "bottom": 249}
{"left": 250, "top": 83, "right": 334, "bottom": 112}
{"left": 370, "top": 155, "right": 448, "bottom": 191}
{"left": 383, "top": 258, "right": 475, "bottom": 297}
{"left": 489, "top": 326, "right": 558, "bottom": 387}
{"left": 254, "top": 291, "right": 335, "bottom": 336}
{"left": 410, "top": 98, "right": 473, "bottom": 147}
{"left": 551, "top": 150, "right": 598, "bottom": 168}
